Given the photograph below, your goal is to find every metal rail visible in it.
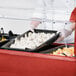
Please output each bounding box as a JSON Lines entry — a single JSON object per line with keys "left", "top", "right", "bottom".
{"left": 0, "top": 16, "right": 72, "bottom": 24}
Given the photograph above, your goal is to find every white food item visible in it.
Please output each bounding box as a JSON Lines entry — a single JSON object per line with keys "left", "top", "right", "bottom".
{"left": 10, "top": 32, "right": 55, "bottom": 49}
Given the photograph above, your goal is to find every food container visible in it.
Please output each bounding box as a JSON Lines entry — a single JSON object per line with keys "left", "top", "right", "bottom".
{"left": 0, "top": 32, "right": 19, "bottom": 47}
{"left": 40, "top": 44, "right": 74, "bottom": 57}
{"left": 1, "top": 29, "right": 60, "bottom": 52}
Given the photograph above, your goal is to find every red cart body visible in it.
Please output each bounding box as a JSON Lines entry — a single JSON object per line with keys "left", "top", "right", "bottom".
{"left": 0, "top": 49, "right": 76, "bottom": 76}
{"left": 0, "top": 7, "right": 76, "bottom": 76}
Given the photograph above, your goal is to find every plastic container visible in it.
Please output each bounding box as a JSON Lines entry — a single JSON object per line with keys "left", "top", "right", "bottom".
{"left": 40, "top": 44, "right": 75, "bottom": 57}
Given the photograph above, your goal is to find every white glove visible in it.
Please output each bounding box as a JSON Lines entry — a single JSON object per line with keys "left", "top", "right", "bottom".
{"left": 30, "top": 24, "right": 36, "bottom": 30}
{"left": 31, "top": 20, "right": 41, "bottom": 28}
{"left": 56, "top": 28, "right": 73, "bottom": 42}
{"left": 29, "top": 20, "right": 41, "bottom": 32}
{"left": 28, "top": 25, "right": 35, "bottom": 32}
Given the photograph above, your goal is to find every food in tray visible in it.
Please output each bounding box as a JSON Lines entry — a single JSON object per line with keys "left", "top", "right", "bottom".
{"left": 51, "top": 47, "right": 74, "bottom": 57}
{"left": 0, "top": 36, "right": 7, "bottom": 42}
{"left": 10, "top": 32, "right": 55, "bottom": 49}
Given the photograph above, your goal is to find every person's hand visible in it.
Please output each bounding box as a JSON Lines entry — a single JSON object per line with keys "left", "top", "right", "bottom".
{"left": 29, "top": 25, "right": 35, "bottom": 32}
{"left": 56, "top": 28, "right": 73, "bottom": 42}
{"left": 30, "top": 21, "right": 41, "bottom": 29}
{"left": 29, "top": 20, "right": 41, "bottom": 32}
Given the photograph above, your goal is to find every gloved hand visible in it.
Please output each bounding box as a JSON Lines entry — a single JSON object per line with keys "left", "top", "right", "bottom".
{"left": 56, "top": 28, "right": 73, "bottom": 42}
{"left": 31, "top": 21, "right": 41, "bottom": 28}
{"left": 29, "top": 20, "right": 41, "bottom": 32}
{"left": 29, "top": 25, "right": 35, "bottom": 32}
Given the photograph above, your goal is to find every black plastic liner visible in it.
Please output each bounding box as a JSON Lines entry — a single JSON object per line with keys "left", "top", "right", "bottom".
{"left": 1, "top": 29, "right": 60, "bottom": 52}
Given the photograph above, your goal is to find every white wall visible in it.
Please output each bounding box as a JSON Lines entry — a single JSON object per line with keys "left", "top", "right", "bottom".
{"left": 0, "top": 0, "right": 36, "bottom": 34}
{"left": 0, "top": 0, "right": 75, "bottom": 34}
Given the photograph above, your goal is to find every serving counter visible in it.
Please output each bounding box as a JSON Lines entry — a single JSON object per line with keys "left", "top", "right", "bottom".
{"left": 0, "top": 44, "right": 76, "bottom": 76}
{"left": 0, "top": 28, "right": 75, "bottom": 76}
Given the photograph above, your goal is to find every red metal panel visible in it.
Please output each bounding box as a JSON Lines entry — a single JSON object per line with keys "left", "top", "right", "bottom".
{"left": 70, "top": 7, "right": 76, "bottom": 56}
{"left": 75, "top": 24, "right": 76, "bottom": 56}
{"left": 0, "top": 49, "right": 76, "bottom": 76}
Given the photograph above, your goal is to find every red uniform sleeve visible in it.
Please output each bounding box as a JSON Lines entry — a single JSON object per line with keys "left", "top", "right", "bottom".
{"left": 70, "top": 8, "right": 76, "bottom": 22}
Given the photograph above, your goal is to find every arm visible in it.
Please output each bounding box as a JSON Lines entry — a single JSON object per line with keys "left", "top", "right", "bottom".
{"left": 70, "top": 22, "right": 75, "bottom": 31}
{"left": 30, "top": 18, "right": 42, "bottom": 29}
{"left": 56, "top": 23, "right": 74, "bottom": 42}
{"left": 56, "top": 7, "right": 76, "bottom": 42}
{"left": 30, "top": 0, "right": 45, "bottom": 29}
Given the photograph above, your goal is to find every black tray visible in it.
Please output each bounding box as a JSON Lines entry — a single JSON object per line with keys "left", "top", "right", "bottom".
{"left": 0, "top": 33, "right": 19, "bottom": 47}
{"left": 1, "top": 29, "right": 60, "bottom": 52}
{"left": 40, "top": 44, "right": 74, "bottom": 55}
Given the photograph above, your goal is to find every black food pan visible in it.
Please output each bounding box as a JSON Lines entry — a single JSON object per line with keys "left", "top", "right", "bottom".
{"left": 40, "top": 44, "right": 74, "bottom": 57}
{"left": 0, "top": 31, "right": 19, "bottom": 47}
{"left": 1, "top": 29, "right": 60, "bottom": 52}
